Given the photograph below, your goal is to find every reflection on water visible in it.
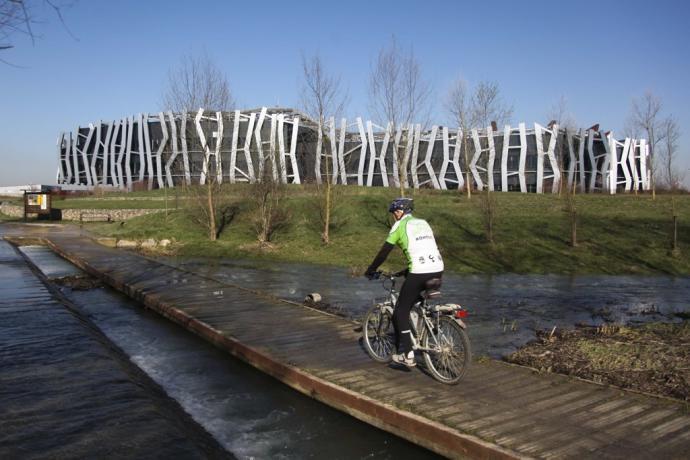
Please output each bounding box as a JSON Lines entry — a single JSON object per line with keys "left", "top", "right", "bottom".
{"left": 161, "top": 257, "right": 690, "bottom": 357}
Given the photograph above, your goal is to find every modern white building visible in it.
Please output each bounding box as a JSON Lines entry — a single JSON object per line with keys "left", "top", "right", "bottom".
{"left": 57, "top": 107, "right": 650, "bottom": 194}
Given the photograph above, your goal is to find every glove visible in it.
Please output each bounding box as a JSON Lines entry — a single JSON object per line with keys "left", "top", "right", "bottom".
{"left": 365, "top": 269, "right": 380, "bottom": 280}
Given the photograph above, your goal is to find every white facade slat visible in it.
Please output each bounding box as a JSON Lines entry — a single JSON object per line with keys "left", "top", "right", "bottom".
{"left": 242, "top": 113, "right": 257, "bottom": 183}
{"left": 315, "top": 119, "right": 323, "bottom": 185}
{"left": 72, "top": 130, "right": 80, "bottom": 185}
{"left": 629, "top": 138, "right": 640, "bottom": 191}
{"left": 57, "top": 133, "right": 66, "bottom": 183}
{"left": 328, "top": 117, "right": 339, "bottom": 185}
{"left": 143, "top": 114, "right": 155, "bottom": 190}
{"left": 268, "top": 114, "right": 279, "bottom": 183}
{"left": 180, "top": 115, "right": 191, "bottom": 186}
{"left": 154, "top": 112, "right": 168, "bottom": 189}
{"left": 391, "top": 125, "right": 403, "bottom": 189}
{"left": 409, "top": 124, "right": 422, "bottom": 189}
{"left": 289, "top": 117, "right": 301, "bottom": 184}
{"left": 124, "top": 117, "right": 134, "bottom": 190}
{"left": 366, "top": 121, "right": 390, "bottom": 187}
{"left": 356, "top": 117, "right": 368, "bottom": 186}
{"left": 254, "top": 108, "right": 267, "bottom": 181}
{"left": 438, "top": 127, "right": 463, "bottom": 190}
{"left": 165, "top": 112, "right": 178, "bottom": 187}
{"left": 337, "top": 118, "right": 347, "bottom": 185}
{"left": 113, "top": 121, "right": 125, "bottom": 188}
{"left": 196, "top": 109, "right": 210, "bottom": 185}
{"left": 535, "top": 123, "right": 560, "bottom": 194}
{"left": 90, "top": 123, "right": 101, "bottom": 186}
{"left": 229, "top": 110, "right": 240, "bottom": 183}
{"left": 136, "top": 114, "right": 146, "bottom": 183}
{"left": 277, "top": 114, "right": 288, "bottom": 184}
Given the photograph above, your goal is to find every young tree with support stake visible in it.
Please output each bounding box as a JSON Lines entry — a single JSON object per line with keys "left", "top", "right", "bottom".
{"left": 161, "top": 53, "right": 235, "bottom": 241}
{"left": 301, "top": 52, "right": 346, "bottom": 245}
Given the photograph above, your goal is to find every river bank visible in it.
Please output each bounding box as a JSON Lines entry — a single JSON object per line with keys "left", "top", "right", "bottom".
{"left": 506, "top": 322, "right": 690, "bottom": 401}
{"left": 29, "top": 186, "right": 687, "bottom": 276}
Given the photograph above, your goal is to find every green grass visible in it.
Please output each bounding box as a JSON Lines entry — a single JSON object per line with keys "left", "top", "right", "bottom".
{"left": 77, "top": 185, "right": 690, "bottom": 275}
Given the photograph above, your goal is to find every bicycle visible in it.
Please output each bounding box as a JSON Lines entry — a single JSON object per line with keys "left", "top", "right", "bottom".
{"left": 362, "top": 270, "right": 471, "bottom": 384}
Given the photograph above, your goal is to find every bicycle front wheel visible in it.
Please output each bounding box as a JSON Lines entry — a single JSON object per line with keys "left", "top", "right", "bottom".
{"left": 422, "top": 316, "right": 471, "bottom": 384}
{"left": 362, "top": 304, "right": 395, "bottom": 363}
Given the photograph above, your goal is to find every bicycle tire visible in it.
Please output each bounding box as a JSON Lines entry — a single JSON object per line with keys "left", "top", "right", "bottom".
{"left": 421, "top": 315, "right": 471, "bottom": 384}
{"left": 362, "top": 304, "right": 395, "bottom": 363}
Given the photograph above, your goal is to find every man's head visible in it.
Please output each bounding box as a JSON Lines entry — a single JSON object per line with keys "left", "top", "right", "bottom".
{"left": 388, "top": 197, "right": 413, "bottom": 221}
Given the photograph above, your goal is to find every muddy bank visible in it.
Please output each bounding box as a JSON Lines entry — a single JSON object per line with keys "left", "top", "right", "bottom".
{"left": 506, "top": 322, "right": 690, "bottom": 401}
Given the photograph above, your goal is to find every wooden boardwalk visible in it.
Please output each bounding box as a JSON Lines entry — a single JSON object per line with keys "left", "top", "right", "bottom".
{"left": 27, "top": 233, "right": 690, "bottom": 459}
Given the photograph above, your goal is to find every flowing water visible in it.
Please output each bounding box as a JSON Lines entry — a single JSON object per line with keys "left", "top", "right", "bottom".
{"left": 14, "top": 244, "right": 438, "bottom": 459}
{"left": 160, "top": 257, "right": 690, "bottom": 357}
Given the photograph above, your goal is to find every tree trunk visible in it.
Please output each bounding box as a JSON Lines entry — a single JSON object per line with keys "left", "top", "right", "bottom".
{"left": 323, "top": 182, "right": 331, "bottom": 244}
{"left": 463, "top": 133, "right": 471, "bottom": 199}
{"left": 571, "top": 211, "right": 578, "bottom": 247}
{"left": 650, "top": 144, "right": 656, "bottom": 200}
{"left": 207, "top": 182, "right": 217, "bottom": 241}
{"left": 673, "top": 215, "right": 678, "bottom": 251}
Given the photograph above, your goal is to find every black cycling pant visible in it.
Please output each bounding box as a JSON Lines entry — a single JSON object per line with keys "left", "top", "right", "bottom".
{"left": 393, "top": 271, "right": 443, "bottom": 354}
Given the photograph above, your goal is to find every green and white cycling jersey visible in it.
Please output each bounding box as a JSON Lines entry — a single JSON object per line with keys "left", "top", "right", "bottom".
{"left": 385, "top": 214, "right": 444, "bottom": 274}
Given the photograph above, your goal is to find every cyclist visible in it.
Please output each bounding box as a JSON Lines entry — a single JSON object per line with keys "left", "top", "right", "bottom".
{"left": 365, "top": 197, "right": 444, "bottom": 367}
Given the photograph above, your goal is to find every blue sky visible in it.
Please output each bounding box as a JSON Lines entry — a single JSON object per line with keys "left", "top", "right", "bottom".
{"left": 1, "top": 0, "right": 689, "bottom": 186}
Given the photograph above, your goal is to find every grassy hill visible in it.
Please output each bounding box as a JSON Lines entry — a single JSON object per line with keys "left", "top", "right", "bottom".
{"left": 56, "top": 185, "right": 689, "bottom": 275}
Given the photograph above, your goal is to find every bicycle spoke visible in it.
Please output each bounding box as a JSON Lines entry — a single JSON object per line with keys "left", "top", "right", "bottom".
{"left": 363, "top": 305, "right": 395, "bottom": 363}
{"left": 422, "top": 316, "right": 471, "bottom": 384}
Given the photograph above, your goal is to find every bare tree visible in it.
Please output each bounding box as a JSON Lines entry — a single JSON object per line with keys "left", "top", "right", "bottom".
{"left": 163, "top": 55, "right": 234, "bottom": 240}
{"left": 162, "top": 52, "right": 234, "bottom": 112}
{"left": 301, "top": 52, "right": 346, "bottom": 244}
{"left": 249, "top": 167, "right": 290, "bottom": 246}
{"left": 445, "top": 78, "right": 473, "bottom": 198}
{"left": 1, "top": 0, "right": 75, "bottom": 64}
{"left": 547, "top": 95, "right": 577, "bottom": 132}
{"left": 369, "top": 36, "right": 432, "bottom": 196}
{"left": 471, "top": 81, "right": 513, "bottom": 129}
{"left": 183, "top": 173, "right": 236, "bottom": 241}
{"left": 628, "top": 91, "right": 664, "bottom": 199}
{"left": 659, "top": 115, "right": 683, "bottom": 191}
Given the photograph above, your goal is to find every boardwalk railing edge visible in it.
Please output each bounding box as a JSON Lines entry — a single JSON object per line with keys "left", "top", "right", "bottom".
{"left": 41, "top": 237, "right": 526, "bottom": 460}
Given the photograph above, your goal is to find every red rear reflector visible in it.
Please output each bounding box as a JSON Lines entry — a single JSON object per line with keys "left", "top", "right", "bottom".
{"left": 455, "top": 310, "right": 468, "bottom": 318}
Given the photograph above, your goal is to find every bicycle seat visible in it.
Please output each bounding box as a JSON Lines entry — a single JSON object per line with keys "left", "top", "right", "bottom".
{"left": 423, "top": 278, "right": 442, "bottom": 299}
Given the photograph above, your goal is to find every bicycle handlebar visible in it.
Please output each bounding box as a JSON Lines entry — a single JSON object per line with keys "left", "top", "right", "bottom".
{"left": 369, "top": 269, "right": 407, "bottom": 280}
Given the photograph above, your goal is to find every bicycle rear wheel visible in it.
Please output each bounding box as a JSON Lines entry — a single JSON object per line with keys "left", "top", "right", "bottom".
{"left": 422, "top": 316, "right": 471, "bottom": 384}
{"left": 362, "top": 304, "right": 395, "bottom": 363}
